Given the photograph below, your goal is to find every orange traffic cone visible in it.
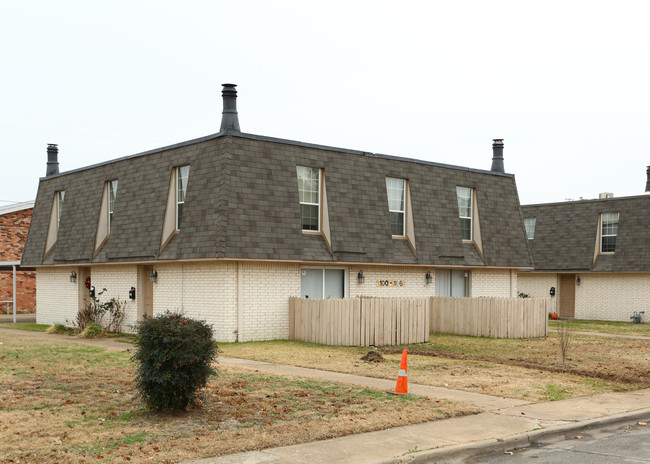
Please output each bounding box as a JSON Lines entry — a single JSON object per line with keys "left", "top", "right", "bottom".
{"left": 388, "top": 349, "right": 408, "bottom": 395}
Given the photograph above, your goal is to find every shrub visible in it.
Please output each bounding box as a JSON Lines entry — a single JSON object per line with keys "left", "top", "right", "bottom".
{"left": 132, "top": 312, "right": 218, "bottom": 411}
{"left": 71, "top": 288, "right": 126, "bottom": 333}
{"left": 46, "top": 323, "right": 72, "bottom": 335}
{"left": 79, "top": 323, "right": 104, "bottom": 338}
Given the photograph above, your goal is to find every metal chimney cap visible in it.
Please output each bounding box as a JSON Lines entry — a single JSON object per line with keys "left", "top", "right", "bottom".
{"left": 220, "top": 83, "right": 240, "bottom": 132}
{"left": 492, "top": 139, "right": 504, "bottom": 145}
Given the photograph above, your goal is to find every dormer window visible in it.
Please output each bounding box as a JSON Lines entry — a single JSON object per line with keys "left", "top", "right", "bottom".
{"left": 176, "top": 165, "right": 190, "bottom": 230}
{"left": 57, "top": 191, "right": 65, "bottom": 227}
{"left": 297, "top": 166, "right": 320, "bottom": 232}
{"left": 386, "top": 178, "right": 406, "bottom": 236}
{"left": 456, "top": 186, "right": 472, "bottom": 241}
{"left": 600, "top": 212, "right": 619, "bottom": 253}
{"left": 108, "top": 180, "right": 118, "bottom": 231}
{"left": 44, "top": 190, "right": 65, "bottom": 258}
{"left": 94, "top": 180, "right": 118, "bottom": 256}
{"left": 524, "top": 218, "right": 536, "bottom": 240}
{"left": 160, "top": 165, "right": 190, "bottom": 253}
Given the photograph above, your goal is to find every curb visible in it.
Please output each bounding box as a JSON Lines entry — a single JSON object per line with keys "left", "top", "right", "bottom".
{"left": 397, "top": 408, "right": 650, "bottom": 463}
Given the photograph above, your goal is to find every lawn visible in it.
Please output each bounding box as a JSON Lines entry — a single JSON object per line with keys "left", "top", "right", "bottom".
{"left": 220, "top": 329, "right": 650, "bottom": 402}
{"left": 548, "top": 319, "right": 650, "bottom": 336}
{"left": 0, "top": 331, "right": 476, "bottom": 464}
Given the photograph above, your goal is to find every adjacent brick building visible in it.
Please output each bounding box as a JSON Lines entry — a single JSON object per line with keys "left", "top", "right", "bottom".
{"left": 518, "top": 178, "right": 650, "bottom": 322}
{"left": 22, "top": 84, "right": 534, "bottom": 340}
{"left": 0, "top": 201, "right": 36, "bottom": 313}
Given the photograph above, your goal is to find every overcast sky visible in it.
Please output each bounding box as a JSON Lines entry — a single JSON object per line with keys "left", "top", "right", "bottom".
{"left": 2, "top": 1, "right": 649, "bottom": 207}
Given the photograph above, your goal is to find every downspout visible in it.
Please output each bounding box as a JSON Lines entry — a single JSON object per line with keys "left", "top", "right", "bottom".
{"left": 237, "top": 262, "right": 243, "bottom": 342}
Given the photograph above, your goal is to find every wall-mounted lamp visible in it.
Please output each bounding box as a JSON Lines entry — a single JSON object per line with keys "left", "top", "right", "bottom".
{"left": 357, "top": 270, "right": 365, "bottom": 284}
{"left": 150, "top": 269, "right": 158, "bottom": 283}
{"left": 69, "top": 271, "right": 77, "bottom": 283}
{"left": 576, "top": 275, "right": 581, "bottom": 286}
{"left": 425, "top": 271, "right": 433, "bottom": 284}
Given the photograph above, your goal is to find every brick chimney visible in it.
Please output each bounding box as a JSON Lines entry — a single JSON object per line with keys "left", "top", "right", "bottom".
{"left": 46, "top": 144, "right": 59, "bottom": 177}
{"left": 491, "top": 139, "right": 504, "bottom": 173}
{"left": 220, "top": 83, "right": 240, "bottom": 132}
{"left": 646, "top": 166, "right": 650, "bottom": 192}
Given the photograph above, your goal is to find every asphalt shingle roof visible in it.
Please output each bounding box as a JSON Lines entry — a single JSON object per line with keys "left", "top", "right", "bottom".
{"left": 522, "top": 196, "right": 650, "bottom": 272}
{"left": 23, "top": 132, "right": 533, "bottom": 269}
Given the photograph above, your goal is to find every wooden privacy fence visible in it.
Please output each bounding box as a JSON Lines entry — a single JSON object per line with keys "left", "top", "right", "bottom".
{"left": 290, "top": 296, "right": 548, "bottom": 346}
{"left": 289, "top": 297, "right": 430, "bottom": 347}
{"left": 430, "top": 297, "right": 548, "bottom": 339}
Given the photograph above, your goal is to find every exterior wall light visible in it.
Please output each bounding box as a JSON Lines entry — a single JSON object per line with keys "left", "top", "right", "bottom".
{"left": 357, "top": 270, "right": 365, "bottom": 284}
{"left": 69, "top": 271, "right": 77, "bottom": 283}
{"left": 425, "top": 271, "right": 433, "bottom": 284}
{"left": 576, "top": 275, "right": 581, "bottom": 286}
{"left": 150, "top": 269, "right": 158, "bottom": 283}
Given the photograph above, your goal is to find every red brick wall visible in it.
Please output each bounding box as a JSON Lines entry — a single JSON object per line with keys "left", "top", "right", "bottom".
{"left": 0, "top": 208, "right": 35, "bottom": 313}
{"left": 0, "top": 270, "right": 36, "bottom": 312}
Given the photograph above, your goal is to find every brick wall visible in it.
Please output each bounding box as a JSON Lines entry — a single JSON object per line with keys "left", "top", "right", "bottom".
{"left": 36, "top": 267, "right": 80, "bottom": 325}
{"left": 349, "top": 266, "right": 435, "bottom": 298}
{"left": 90, "top": 265, "right": 139, "bottom": 331}
{"left": 0, "top": 208, "right": 35, "bottom": 312}
{"left": 153, "top": 261, "right": 239, "bottom": 341}
{"left": 575, "top": 273, "right": 650, "bottom": 322}
{"left": 35, "top": 260, "right": 527, "bottom": 339}
{"left": 517, "top": 273, "right": 562, "bottom": 315}
{"left": 472, "top": 269, "right": 518, "bottom": 298}
{"left": 240, "top": 262, "right": 301, "bottom": 341}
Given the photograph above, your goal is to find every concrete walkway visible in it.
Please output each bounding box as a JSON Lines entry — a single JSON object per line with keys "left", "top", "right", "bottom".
{"left": 2, "top": 327, "right": 649, "bottom": 463}
{"left": 185, "top": 359, "right": 650, "bottom": 464}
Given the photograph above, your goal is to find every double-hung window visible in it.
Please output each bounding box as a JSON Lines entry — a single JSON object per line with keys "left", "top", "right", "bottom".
{"left": 176, "top": 165, "right": 190, "bottom": 230}
{"left": 108, "top": 180, "right": 118, "bottom": 231}
{"left": 601, "top": 212, "right": 619, "bottom": 253}
{"left": 297, "top": 166, "right": 320, "bottom": 231}
{"left": 386, "top": 178, "right": 406, "bottom": 236}
{"left": 524, "top": 218, "right": 536, "bottom": 240}
{"left": 456, "top": 186, "right": 472, "bottom": 241}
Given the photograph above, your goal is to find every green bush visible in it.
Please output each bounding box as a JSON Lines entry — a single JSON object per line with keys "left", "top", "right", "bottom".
{"left": 132, "top": 312, "right": 218, "bottom": 411}
{"left": 46, "top": 323, "right": 73, "bottom": 335}
{"left": 79, "top": 323, "right": 104, "bottom": 338}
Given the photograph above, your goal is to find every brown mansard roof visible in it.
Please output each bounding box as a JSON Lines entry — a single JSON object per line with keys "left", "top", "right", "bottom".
{"left": 522, "top": 196, "right": 650, "bottom": 272}
{"left": 22, "top": 132, "right": 533, "bottom": 268}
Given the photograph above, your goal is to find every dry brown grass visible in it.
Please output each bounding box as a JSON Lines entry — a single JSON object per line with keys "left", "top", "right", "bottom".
{"left": 219, "top": 332, "right": 650, "bottom": 402}
{"left": 0, "top": 332, "right": 477, "bottom": 464}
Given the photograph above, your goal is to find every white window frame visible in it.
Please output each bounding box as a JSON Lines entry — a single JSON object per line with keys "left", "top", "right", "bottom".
{"left": 600, "top": 212, "right": 619, "bottom": 253}
{"left": 300, "top": 267, "right": 348, "bottom": 299}
{"left": 524, "top": 218, "right": 536, "bottom": 240}
{"left": 386, "top": 177, "right": 406, "bottom": 237}
{"left": 176, "top": 165, "right": 190, "bottom": 231}
{"left": 456, "top": 186, "right": 472, "bottom": 241}
{"left": 297, "top": 166, "right": 321, "bottom": 232}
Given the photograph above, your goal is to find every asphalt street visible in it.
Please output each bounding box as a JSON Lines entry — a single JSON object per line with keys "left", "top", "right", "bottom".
{"left": 472, "top": 417, "right": 650, "bottom": 463}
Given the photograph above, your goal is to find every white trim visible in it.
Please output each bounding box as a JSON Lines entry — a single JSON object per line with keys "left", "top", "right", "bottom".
{"left": 0, "top": 201, "right": 35, "bottom": 216}
{"left": 386, "top": 177, "right": 406, "bottom": 237}
{"left": 297, "top": 166, "right": 321, "bottom": 232}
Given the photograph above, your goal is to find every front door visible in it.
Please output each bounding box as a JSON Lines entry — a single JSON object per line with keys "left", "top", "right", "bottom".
{"left": 137, "top": 265, "right": 154, "bottom": 320}
{"left": 559, "top": 274, "right": 575, "bottom": 319}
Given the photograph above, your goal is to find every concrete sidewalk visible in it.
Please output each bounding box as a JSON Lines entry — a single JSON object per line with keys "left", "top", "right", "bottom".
{"left": 187, "top": 357, "right": 650, "bottom": 464}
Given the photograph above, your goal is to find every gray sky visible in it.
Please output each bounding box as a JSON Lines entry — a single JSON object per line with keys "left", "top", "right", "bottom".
{"left": 2, "top": 0, "right": 649, "bottom": 206}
